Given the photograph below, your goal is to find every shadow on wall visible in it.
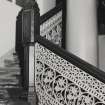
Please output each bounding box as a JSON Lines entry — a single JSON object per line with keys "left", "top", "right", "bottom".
{"left": 99, "top": 35, "right": 105, "bottom": 72}
{"left": 36, "top": 0, "right": 56, "bottom": 15}
{"left": 0, "top": 0, "right": 21, "bottom": 58}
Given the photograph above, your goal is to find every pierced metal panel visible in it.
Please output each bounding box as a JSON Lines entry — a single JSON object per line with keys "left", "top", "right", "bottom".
{"left": 40, "top": 11, "right": 62, "bottom": 47}
{"left": 35, "top": 42, "right": 105, "bottom": 105}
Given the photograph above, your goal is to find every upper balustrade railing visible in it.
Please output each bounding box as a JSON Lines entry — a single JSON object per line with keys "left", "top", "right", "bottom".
{"left": 40, "top": 2, "right": 64, "bottom": 47}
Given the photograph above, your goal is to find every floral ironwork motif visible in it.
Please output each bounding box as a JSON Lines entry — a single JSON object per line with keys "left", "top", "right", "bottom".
{"left": 40, "top": 11, "right": 62, "bottom": 47}
{"left": 35, "top": 43, "right": 105, "bottom": 105}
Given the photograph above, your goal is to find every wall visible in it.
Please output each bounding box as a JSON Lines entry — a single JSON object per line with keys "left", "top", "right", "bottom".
{"left": 0, "top": 0, "right": 21, "bottom": 58}
{"left": 66, "top": 0, "right": 98, "bottom": 67}
{"left": 36, "top": 0, "right": 56, "bottom": 15}
{"left": 99, "top": 35, "right": 105, "bottom": 72}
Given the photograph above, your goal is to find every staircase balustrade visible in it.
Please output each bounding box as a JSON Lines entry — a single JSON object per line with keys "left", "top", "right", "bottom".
{"left": 34, "top": 36, "right": 105, "bottom": 105}
{"left": 14, "top": 1, "right": 105, "bottom": 105}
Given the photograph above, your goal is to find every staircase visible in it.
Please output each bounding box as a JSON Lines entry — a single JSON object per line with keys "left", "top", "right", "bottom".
{"left": 0, "top": 50, "right": 30, "bottom": 105}
{"left": 1, "top": 1, "right": 105, "bottom": 105}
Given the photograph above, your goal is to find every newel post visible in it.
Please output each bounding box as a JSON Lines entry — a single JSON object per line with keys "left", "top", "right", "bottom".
{"left": 22, "top": 0, "right": 40, "bottom": 93}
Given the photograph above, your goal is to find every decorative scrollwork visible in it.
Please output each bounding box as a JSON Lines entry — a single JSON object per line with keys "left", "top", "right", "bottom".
{"left": 77, "top": 93, "right": 94, "bottom": 105}
{"left": 35, "top": 43, "right": 105, "bottom": 105}
{"left": 40, "top": 11, "right": 62, "bottom": 47}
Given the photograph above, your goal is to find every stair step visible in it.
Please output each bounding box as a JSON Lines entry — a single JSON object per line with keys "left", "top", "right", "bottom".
{"left": 7, "top": 100, "right": 30, "bottom": 105}
{"left": 0, "top": 67, "right": 20, "bottom": 70}
{"left": 1, "top": 82, "right": 19, "bottom": 85}
{"left": 0, "top": 71, "right": 20, "bottom": 77}
{"left": 0, "top": 90, "right": 9, "bottom": 104}
{"left": 0, "top": 78, "right": 18, "bottom": 82}
{"left": 7, "top": 88, "right": 28, "bottom": 100}
{"left": 4, "top": 60, "right": 20, "bottom": 68}
{"left": 0, "top": 85, "right": 20, "bottom": 90}
{"left": 0, "top": 79, "right": 20, "bottom": 83}
{"left": 4, "top": 59, "right": 20, "bottom": 64}
{"left": 5, "top": 64, "right": 20, "bottom": 68}
{"left": 0, "top": 86, "right": 19, "bottom": 89}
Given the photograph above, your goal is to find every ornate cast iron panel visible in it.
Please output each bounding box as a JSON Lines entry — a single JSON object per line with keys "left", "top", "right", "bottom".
{"left": 35, "top": 42, "right": 105, "bottom": 105}
{"left": 40, "top": 10, "right": 62, "bottom": 47}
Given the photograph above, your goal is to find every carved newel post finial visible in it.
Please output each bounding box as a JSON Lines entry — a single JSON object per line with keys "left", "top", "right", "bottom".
{"left": 23, "top": 0, "right": 39, "bottom": 11}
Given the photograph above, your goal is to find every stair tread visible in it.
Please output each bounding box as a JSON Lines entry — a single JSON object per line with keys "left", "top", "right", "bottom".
{"left": 7, "top": 101, "right": 30, "bottom": 105}
{"left": 0, "top": 67, "right": 20, "bottom": 71}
